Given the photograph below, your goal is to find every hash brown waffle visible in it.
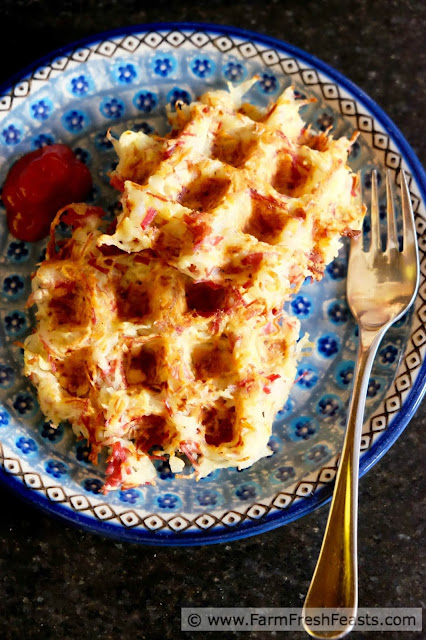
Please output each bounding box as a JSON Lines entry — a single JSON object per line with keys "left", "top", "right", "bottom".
{"left": 24, "top": 80, "right": 363, "bottom": 490}
{"left": 100, "top": 82, "right": 362, "bottom": 308}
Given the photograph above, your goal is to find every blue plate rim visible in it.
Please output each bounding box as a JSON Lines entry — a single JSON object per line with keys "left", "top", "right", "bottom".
{"left": 0, "top": 21, "right": 425, "bottom": 546}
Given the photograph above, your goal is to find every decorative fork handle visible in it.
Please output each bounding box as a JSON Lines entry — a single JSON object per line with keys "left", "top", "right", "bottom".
{"left": 302, "top": 327, "right": 386, "bottom": 639}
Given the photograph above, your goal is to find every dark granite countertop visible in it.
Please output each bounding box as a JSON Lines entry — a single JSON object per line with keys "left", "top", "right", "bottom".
{"left": 0, "top": 2, "right": 425, "bottom": 639}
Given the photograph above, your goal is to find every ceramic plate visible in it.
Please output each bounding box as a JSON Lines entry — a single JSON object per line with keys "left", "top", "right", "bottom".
{"left": 0, "top": 23, "right": 425, "bottom": 545}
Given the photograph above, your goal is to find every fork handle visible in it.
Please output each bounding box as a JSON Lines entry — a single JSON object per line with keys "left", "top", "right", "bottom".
{"left": 302, "top": 328, "right": 386, "bottom": 639}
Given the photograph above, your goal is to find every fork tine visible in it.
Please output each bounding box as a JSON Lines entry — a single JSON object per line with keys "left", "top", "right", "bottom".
{"left": 400, "top": 170, "right": 419, "bottom": 261}
{"left": 348, "top": 232, "right": 363, "bottom": 268}
{"left": 348, "top": 171, "right": 364, "bottom": 264}
{"left": 370, "top": 170, "right": 381, "bottom": 251}
{"left": 385, "top": 170, "right": 398, "bottom": 252}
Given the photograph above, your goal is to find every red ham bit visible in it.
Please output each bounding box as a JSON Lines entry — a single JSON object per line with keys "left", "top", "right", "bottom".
{"left": 180, "top": 441, "right": 200, "bottom": 466}
{"left": 242, "top": 252, "right": 264, "bottom": 268}
{"left": 341, "top": 227, "right": 362, "bottom": 239}
{"left": 145, "top": 191, "right": 170, "bottom": 202}
{"left": 105, "top": 441, "right": 130, "bottom": 489}
{"left": 141, "top": 207, "right": 158, "bottom": 229}
{"left": 183, "top": 215, "right": 213, "bottom": 248}
{"left": 262, "top": 322, "right": 274, "bottom": 335}
{"left": 88, "top": 256, "right": 109, "bottom": 274}
{"left": 61, "top": 206, "right": 104, "bottom": 228}
{"left": 110, "top": 174, "right": 125, "bottom": 192}
{"left": 207, "top": 235, "right": 224, "bottom": 246}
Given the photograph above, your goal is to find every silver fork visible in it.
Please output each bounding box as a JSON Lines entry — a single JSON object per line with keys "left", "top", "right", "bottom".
{"left": 302, "top": 170, "right": 420, "bottom": 639}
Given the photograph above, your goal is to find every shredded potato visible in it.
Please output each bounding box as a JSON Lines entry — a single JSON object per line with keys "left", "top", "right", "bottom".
{"left": 24, "top": 80, "right": 363, "bottom": 491}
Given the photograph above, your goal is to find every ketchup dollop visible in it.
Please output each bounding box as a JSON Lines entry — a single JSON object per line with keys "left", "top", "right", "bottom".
{"left": 2, "top": 144, "right": 93, "bottom": 242}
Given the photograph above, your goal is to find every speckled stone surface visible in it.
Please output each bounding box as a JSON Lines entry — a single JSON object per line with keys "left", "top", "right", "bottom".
{"left": 0, "top": 2, "right": 425, "bottom": 639}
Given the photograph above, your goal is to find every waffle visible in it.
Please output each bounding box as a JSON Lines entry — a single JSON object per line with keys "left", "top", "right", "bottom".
{"left": 24, "top": 80, "right": 363, "bottom": 490}
{"left": 24, "top": 204, "right": 302, "bottom": 489}
{"left": 99, "top": 81, "right": 362, "bottom": 309}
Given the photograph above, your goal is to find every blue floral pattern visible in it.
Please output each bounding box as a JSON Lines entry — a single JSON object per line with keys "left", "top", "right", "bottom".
{"left": 40, "top": 421, "right": 63, "bottom": 442}
{"left": 317, "top": 334, "right": 340, "bottom": 358}
{"left": 378, "top": 344, "right": 399, "bottom": 365}
{"left": 151, "top": 55, "right": 177, "bottom": 77}
{"left": 289, "top": 416, "right": 319, "bottom": 441}
{"left": 62, "top": 109, "right": 88, "bottom": 133}
{"left": 93, "top": 131, "right": 114, "bottom": 151}
{"left": 155, "top": 493, "right": 182, "bottom": 510}
{"left": 72, "top": 147, "right": 90, "bottom": 164}
{"left": 29, "top": 99, "right": 53, "bottom": 121}
{"left": 328, "top": 300, "right": 349, "bottom": 325}
{"left": 4, "top": 311, "right": 28, "bottom": 336}
{"left": 274, "top": 465, "right": 296, "bottom": 482}
{"left": 291, "top": 295, "right": 313, "bottom": 317}
{"left": 7, "top": 241, "right": 30, "bottom": 263}
{"left": 2, "top": 124, "right": 22, "bottom": 145}
{"left": 335, "top": 361, "right": 355, "bottom": 388}
{"left": 12, "top": 392, "right": 37, "bottom": 417}
{"left": 267, "top": 434, "right": 282, "bottom": 453}
{"left": 116, "top": 63, "right": 138, "bottom": 84}
{"left": 367, "top": 378, "right": 382, "bottom": 397}
{"left": 0, "top": 363, "right": 15, "bottom": 388}
{"left": 133, "top": 90, "right": 158, "bottom": 113}
{"left": 296, "top": 366, "right": 319, "bottom": 389}
{"left": 196, "top": 490, "right": 219, "bottom": 506}
{"left": 45, "top": 459, "right": 68, "bottom": 478}
{"left": 317, "top": 394, "right": 341, "bottom": 418}
{"left": 223, "top": 60, "right": 247, "bottom": 82}
{"left": 235, "top": 484, "right": 257, "bottom": 500}
{"left": 305, "top": 444, "right": 331, "bottom": 463}
{"left": 326, "top": 259, "right": 347, "bottom": 280}
{"left": 155, "top": 460, "right": 175, "bottom": 480}
{"left": 69, "top": 74, "right": 92, "bottom": 97}
{"left": 16, "top": 436, "right": 37, "bottom": 455}
{"left": 76, "top": 443, "right": 91, "bottom": 462}
{"left": 190, "top": 57, "right": 215, "bottom": 78}
{"left": 31, "top": 133, "right": 55, "bottom": 149}
{"left": 0, "top": 409, "right": 11, "bottom": 427}
{"left": 167, "top": 87, "right": 192, "bottom": 108}
{"left": 258, "top": 73, "right": 279, "bottom": 93}
{"left": 83, "top": 478, "right": 103, "bottom": 494}
{"left": 100, "top": 97, "right": 125, "bottom": 119}
{"left": 155, "top": 58, "right": 173, "bottom": 76}
{"left": 2, "top": 275, "right": 25, "bottom": 299}
{"left": 119, "top": 488, "right": 141, "bottom": 504}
